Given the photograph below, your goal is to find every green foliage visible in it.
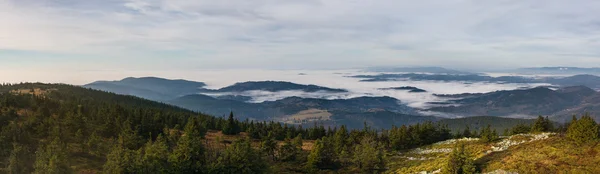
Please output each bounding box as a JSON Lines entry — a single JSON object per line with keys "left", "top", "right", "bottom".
{"left": 260, "top": 133, "right": 278, "bottom": 161}
{"left": 222, "top": 112, "right": 241, "bottom": 135}
{"left": 138, "top": 135, "right": 170, "bottom": 173}
{"left": 102, "top": 144, "right": 137, "bottom": 173}
{"left": 8, "top": 143, "right": 34, "bottom": 174}
{"left": 210, "top": 138, "right": 268, "bottom": 174}
{"left": 479, "top": 125, "right": 499, "bottom": 143}
{"left": 33, "top": 138, "right": 72, "bottom": 174}
{"left": 333, "top": 125, "right": 349, "bottom": 154}
{"left": 510, "top": 124, "right": 531, "bottom": 135}
{"left": 443, "top": 143, "right": 476, "bottom": 174}
{"left": 352, "top": 137, "right": 385, "bottom": 173}
{"left": 530, "top": 116, "right": 553, "bottom": 133}
{"left": 389, "top": 122, "right": 451, "bottom": 151}
{"left": 169, "top": 118, "right": 206, "bottom": 173}
{"left": 566, "top": 114, "right": 599, "bottom": 144}
{"left": 306, "top": 136, "right": 338, "bottom": 171}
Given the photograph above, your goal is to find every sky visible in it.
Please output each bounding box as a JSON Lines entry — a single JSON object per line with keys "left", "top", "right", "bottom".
{"left": 2, "top": 0, "right": 600, "bottom": 83}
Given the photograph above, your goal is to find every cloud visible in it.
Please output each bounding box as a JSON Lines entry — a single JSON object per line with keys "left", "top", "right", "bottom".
{"left": 1, "top": 0, "right": 600, "bottom": 71}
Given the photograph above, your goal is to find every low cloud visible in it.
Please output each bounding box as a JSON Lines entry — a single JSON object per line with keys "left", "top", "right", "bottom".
{"left": 193, "top": 69, "right": 547, "bottom": 109}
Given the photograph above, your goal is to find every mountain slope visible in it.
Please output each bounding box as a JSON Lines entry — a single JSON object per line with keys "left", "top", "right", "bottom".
{"left": 84, "top": 77, "right": 206, "bottom": 101}
{"left": 429, "top": 86, "right": 598, "bottom": 118}
{"left": 210, "top": 81, "right": 348, "bottom": 93}
{"left": 168, "top": 94, "right": 422, "bottom": 129}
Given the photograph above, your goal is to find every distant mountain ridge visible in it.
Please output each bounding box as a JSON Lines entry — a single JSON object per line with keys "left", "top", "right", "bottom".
{"left": 353, "top": 73, "right": 600, "bottom": 89}
{"left": 366, "top": 66, "right": 473, "bottom": 74}
{"left": 83, "top": 77, "right": 207, "bottom": 101}
{"left": 429, "top": 86, "right": 600, "bottom": 121}
{"left": 517, "top": 67, "right": 600, "bottom": 75}
{"left": 204, "top": 81, "right": 348, "bottom": 93}
{"left": 84, "top": 78, "right": 348, "bottom": 101}
{"left": 167, "top": 94, "right": 422, "bottom": 129}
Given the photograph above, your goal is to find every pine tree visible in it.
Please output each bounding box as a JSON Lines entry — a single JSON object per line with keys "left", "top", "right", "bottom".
{"left": 222, "top": 112, "right": 241, "bottom": 135}
{"left": 138, "top": 135, "right": 170, "bottom": 173}
{"left": 480, "top": 125, "right": 498, "bottom": 143}
{"left": 8, "top": 143, "right": 34, "bottom": 174}
{"left": 306, "top": 136, "right": 338, "bottom": 171}
{"left": 33, "top": 138, "right": 72, "bottom": 174}
{"left": 566, "top": 114, "right": 599, "bottom": 144}
{"left": 260, "top": 133, "right": 278, "bottom": 161}
{"left": 333, "top": 125, "right": 349, "bottom": 154}
{"left": 353, "top": 137, "right": 385, "bottom": 173}
{"left": 462, "top": 126, "right": 472, "bottom": 138}
{"left": 531, "top": 115, "right": 553, "bottom": 133}
{"left": 211, "top": 138, "right": 267, "bottom": 173}
{"left": 443, "top": 143, "right": 476, "bottom": 174}
{"left": 278, "top": 139, "right": 300, "bottom": 162}
{"left": 169, "top": 118, "right": 206, "bottom": 173}
{"left": 102, "top": 143, "right": 137, "bottom": 173}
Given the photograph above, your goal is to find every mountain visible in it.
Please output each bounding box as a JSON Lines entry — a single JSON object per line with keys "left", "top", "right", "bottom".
{"left": 546, "top": 74, "right": 600, "bottom": 89}
{"left": 353, "top": 73, "right": 600, "bottom": 89}
{"left": 209, "top": 81, "right": 348, "bottom": 93}
{"left": 168, "top": 94, "right": 421, "bottom": 129}
{"left": 366, "top": 66, "right": 472, "bottom": 74}
{"left": 83, "top": 77, "right": 206, "bottom": 101}
{"left": 517, "top": 67, "right": 600, "bottom": 75}
{"left": 379, "top": 86, "right": 427, "bottom": 93}
{"left": 353, "top": 73, "right": 533, "bottom": 83}
{"left": 429, "top": 86, "right": 599, "bottom": 120}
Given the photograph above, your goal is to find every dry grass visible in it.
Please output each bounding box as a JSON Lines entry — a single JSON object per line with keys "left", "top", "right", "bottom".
{"left": 387, "top": 134, "right": 600, "bottom": 174}
{"left": 482, "top": 137, "right": 600, "bottom": 173}
{"left": 280, "top": 109, "right": 332, "bottom": 124}
{"left": 10, "top": 88, "right": 56, "bottom": 96}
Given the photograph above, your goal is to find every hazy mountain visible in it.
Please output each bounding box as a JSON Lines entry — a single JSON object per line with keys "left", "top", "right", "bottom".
{"left": 366, "top": 66, "right": 472, "bottom": 74}
{"left": 206, "top": 81, "right": 348, "bottom": 93}
{"left": 546, "top": 74, "right": 600, "bottom": 89}
{"left": 83, "top": 77, "right": 206, "bottom": 101}
{"left": 517, "top": 67, "right": 600, "bottom": 75}
{"left": 379, "top": 86, "right": 427, "bottom": 93}
{"left": 429, "top": 86, "right": 599, "bottom": 119}
{"left": 354, "top": 73, "right": 600, "bottom": 89}
{"left": 353, "top": 73, "right": 533, "bottom": 83}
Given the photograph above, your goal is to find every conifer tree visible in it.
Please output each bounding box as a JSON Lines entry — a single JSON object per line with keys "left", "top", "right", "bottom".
{"left": 260, "top": 132, "right": 278, "bottom": 161}
{"left": 443, "top": 143, "right": 476, "bottom": 174}
{"left": 222, "top": 112, "right": 241, "bottom": 135}
{"left": 566, "top": 114, "right": 599, "bottom": 144}
{"left": 211, "top": 138, "right": 267, "bottom": 173}
{"left": 8, "top": 143, "right": 33, "bottom": 174}
{"left": 138, "top": 135, "right": 170, "bottom": 173}
{"left": 33, "top": 138, "right": 72, "bottom": 174}
{"left": 169, "top": 118, "right": 206, "bottom": 173}
{"left": 353, "top": 137, "right": 385, "bottom": 173}
{"left": 306, "top": 136, "right": 337, "bottom": 171}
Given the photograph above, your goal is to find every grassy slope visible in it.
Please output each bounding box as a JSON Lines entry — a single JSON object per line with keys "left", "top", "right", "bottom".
{"left": 387, "top": 134, "right": 600, "bottom": 174}
{"left": 481, "top": 136, "right": 600, "bottom": 173}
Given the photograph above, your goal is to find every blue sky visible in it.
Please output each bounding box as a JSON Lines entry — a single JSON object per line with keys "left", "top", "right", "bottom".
{"left": 1, "top": 0, "right": 600, "bottom": 72}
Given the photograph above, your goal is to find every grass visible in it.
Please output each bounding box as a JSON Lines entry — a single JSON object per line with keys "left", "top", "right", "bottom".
{"left": 482, "top": 136, "right": 600, "bottom": 173}
{"left": 387, "top": 133, "right": 600, "bottom": 174}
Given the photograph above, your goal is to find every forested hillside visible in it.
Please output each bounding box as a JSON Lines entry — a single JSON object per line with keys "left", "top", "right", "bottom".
{"left": 0, "top": 83, "right": 451, "bottom": 173}
{"left": 1, "top": 83, "right": 599, "bottom": 174}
